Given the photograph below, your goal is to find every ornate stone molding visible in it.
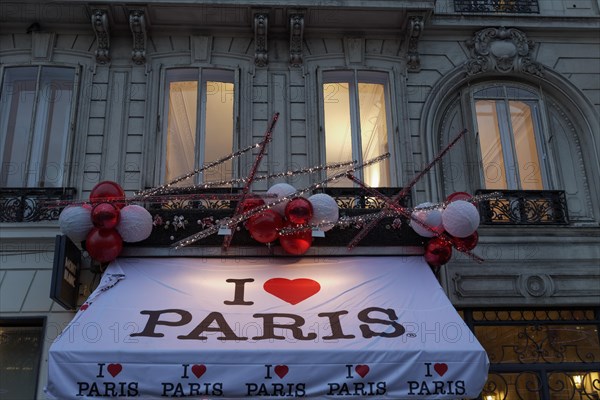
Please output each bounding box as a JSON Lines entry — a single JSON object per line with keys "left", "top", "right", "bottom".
{"left": 465, "top": 26, "right": 543, "bottom": 77}
{"left": 289, "top": 14, "right": 304, "bottom": 67}
{"left": 451, "top": 269, "right": 600, "bottom": 304}
{"left": 519, "top": 274, "right": 554, "bottom": 297}
{"left": 254, "top": 13, "right": 268, "bottom": 67}
{"left": 405, "top": 15, "right": 424, "bottom": 72}
{"left": 129, "top": 10, "right": 147, "bottom": 65}
{"left": 91, "top": 9, "right": 110, "bottom": 64}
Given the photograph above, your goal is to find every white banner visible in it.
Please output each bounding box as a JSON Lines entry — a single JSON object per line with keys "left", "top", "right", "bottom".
{"left": 46, "top": 256, "right": 488, "bottom": 399}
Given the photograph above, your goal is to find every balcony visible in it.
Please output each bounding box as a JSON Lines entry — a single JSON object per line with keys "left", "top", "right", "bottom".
{"left": 0, "top": 188, "right": 76, "bottom": 222}
{"left": 476, "top": 190, "right": 569, "bottom": 225}
{"left": 134, "top": 187, "right": 420, "bottom": 248}
{"left": 454, "top": 0, "right": 540, "bottom": 13}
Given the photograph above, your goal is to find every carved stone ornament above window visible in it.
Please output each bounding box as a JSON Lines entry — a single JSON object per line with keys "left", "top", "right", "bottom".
{"left": 91, "top": 9, "right": 110, "bottom": 64}
{"left": 129, "top": 10, "right": 147, "bottom": 65}
{"left": 289, "top": 14, "right": 304, "bottom": 67}
{"left": 405, "top": 15, "right": 425, "bottom": 72}
{"left": 465, "top": 27, "right": 543, "bottom": 77}
{"left": 254, "top": 13, "right": 268, "bottom": 67}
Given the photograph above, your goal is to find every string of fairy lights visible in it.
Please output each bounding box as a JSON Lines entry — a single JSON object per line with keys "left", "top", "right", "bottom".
{"left": 50, "top": 111, "right": 496, "bottom": 261}
{"left": 278, "top": 191, "right": 501, "bottom": 237}
{"left": 172, "top": 153, "right": 391, "bottom": 249}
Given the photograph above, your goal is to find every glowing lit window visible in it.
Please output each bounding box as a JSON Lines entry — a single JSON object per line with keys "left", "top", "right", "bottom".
{"left": 0, "top": 66, "right": 77, "bottom": 187}
{"left": 322, "top": 71, "right": 391, "bottom": 187}
{"left": 163, "top": 69, "right": 235, "bottom": 184}
{"left": 474, "top": 85, "right": 548, "bottom": 190}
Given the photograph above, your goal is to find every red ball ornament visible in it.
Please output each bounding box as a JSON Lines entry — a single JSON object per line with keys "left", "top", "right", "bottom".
{"left": 285, "top": 197, "right": 314, "bottom": 225}
{"left": 90, "top": 181, "right": 125, "bottom": 208}
{"left": 241, "top": 195, "right": 265, "bottom": 214}
{"left": 424, "top": 237, "right": 453, "bottom": 267}
{"left": 247, "top": 210, "right": 284, "bottom": 244}
{"left": 452, "top": 231, "right": 479, "bottom": 252}
{"left": 446, "top": 192, "right": 472, "bottom": 203}
{"left": 91, "top": 203, "right": 120, "bottom": 230}
{"left": 279, "top": 223, "right": 312, "bottom": 255}
{"left": 85, "top": 228, "right": 123, "bottom": 263}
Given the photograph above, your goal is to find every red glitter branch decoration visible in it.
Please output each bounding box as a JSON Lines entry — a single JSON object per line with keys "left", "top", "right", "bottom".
{"left": 346, "top": 173, "right": 484, "bottom": 263}
{"left": 347, "top": 128, "right": 468, "bottom": 250}
{"left": 221, "top": 112, "right": 280, "bottom": 251}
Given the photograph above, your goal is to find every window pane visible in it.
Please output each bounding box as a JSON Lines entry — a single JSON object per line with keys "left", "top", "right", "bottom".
{"left": 476, "top": 100, "right": 508, "bottom": 189}
{"left": 165, "top": 70, "right": 198, "bottom": 184}
{"left": 204, "top": 79, "right": 234, "bottom": 183}
{"left": 33, "top": 67, "right": 75, "bottom": 187}
{"left": 0, "top": 67, "right": 37, "bottom": 187}
{"left": 358, "top": 82, "right": 389, "bottom": 187}
{"left": 481, "top": 372, "right": 542, "bottom": 400}
{"left": 475, "top": 324, "right": 600, "bottom": 364}
{"left": 323, "top": 82, "right": 352, "bottom": 187}
{"left": 509, "top": 101, "right": 543, "bottom": 190}
{"left": 0, "top": 325, "right": 43, "bottom": 399}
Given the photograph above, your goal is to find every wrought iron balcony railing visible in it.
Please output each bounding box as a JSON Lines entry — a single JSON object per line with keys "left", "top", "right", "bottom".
{"left": 476, "top": 189, "right": 569, "bottom": 225}
{"left": 134, "top": 187, "right": 420, "bottom": 247}
{"left": 322, "top": 187, "right": 411, "bottom": 209}
{"left": 0, "top": 188, "right": 76, "bottom": 222}
{"left": 145, "top": 187, "right": 411, "bottom": 211}
{"left": 454, "top": 0, "right": 540, "bottom": 13}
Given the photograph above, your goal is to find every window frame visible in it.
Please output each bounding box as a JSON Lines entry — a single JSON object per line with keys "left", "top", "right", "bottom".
{"left": 156, "top": 66, "right": 240, "bottom": 186}
{"left": 468, "top": 81, "right": 556, "bottom": 191}
{"left": 459, "top": 307, "right": 600, "bottom": 400}
{"left": 0, "top": 317, "right": 46, "bottom": 399}
{"left": 317, "top": 68, "right": 399, "bottom": 187}
{"left": 0, "top": 64, "right": 81, "bottom": 188}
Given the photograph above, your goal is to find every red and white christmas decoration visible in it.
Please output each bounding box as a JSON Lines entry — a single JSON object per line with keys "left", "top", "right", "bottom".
{"left": 58, "top": 181, "right": 153, "bottom": 264}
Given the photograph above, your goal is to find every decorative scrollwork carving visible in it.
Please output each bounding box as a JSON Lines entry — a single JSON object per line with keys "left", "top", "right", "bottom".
{"left": 405, "top": 15, "right": 424, "bottom": 72}
{"left": 91, "top": 9, "right": 110, "bottom": 64}
{"left": 289, "top": 14, "right": 304, "bottom": 67}
{"left": 129, "top": 10, "right": 147, "bottom": 65}
{"left": 254, "top": 13, "right": 268, "bottom": 67}
{"left": 466, "top": 27, "right": 543, "bottom": 77}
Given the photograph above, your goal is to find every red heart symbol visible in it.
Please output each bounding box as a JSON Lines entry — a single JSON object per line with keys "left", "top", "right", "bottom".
{"left": 191, "top": 364, "right": 206, "bottom": 378}
{"left": 263, "top": 278, "right": 320, "bottom": 305}
{"left": 355, "top": 365, "right": 370, "bottom": 378}
{"left": 80, "top": 304, "right": 89, "bottom": 311}
{"left": 434, "top": 363, "right": 448, "bottom": 377}
{"left": 107, "top": 363, "right": 122, "bottom": 377}
{"left": 274, "top": 365, "right": 289, "bottom": 379}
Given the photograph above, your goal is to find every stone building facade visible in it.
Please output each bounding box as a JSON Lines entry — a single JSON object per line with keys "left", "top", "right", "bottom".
{"left": 1, "top": 1, "right": 599, "bottom": 398}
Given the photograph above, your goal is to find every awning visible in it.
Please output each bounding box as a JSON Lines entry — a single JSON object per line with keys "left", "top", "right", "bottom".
{"left": 46, "top": 256, "right": 488, "bottom": 399}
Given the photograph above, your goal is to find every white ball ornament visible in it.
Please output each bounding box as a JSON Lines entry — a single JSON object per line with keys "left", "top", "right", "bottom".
{"left": 308, "top": 193, "right": 339, "bottom": 232}
{"left": 266, "top": 183, "right": 297, "bottom": 215}
{"left": 59, "top": 206, "right": 93, "bottom": 242}
{"left": 442, "top": 200, "right": 480, "bottom": 238}
{"left": 410, "top": 202, "right": 444, "bottom": 237}
{"left": 116, "top": 205, "right": 153, "bottom": 242}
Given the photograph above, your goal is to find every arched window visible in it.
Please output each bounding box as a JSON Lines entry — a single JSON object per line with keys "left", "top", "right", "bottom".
{"left": 472, "top": 83, "right": 551, "bottom": 191}
{"left": 435, "top": 79, "right": 596, "bottom": 223}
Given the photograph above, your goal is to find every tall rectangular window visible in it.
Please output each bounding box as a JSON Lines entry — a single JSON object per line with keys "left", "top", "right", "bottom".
{"left": 474, "top": 85, "right": 546, "bottom": 190}
{"left": 322, "top": 71, "right": 391, "bottom": 187}
{"left": 0, "top": 320, "right": 45, "bottom": 399}
{"left": 164, "top": 69, "right": 235, "bottom": 185}
{"left": 0, "top": 67, "right": 76, "bottom": 187}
